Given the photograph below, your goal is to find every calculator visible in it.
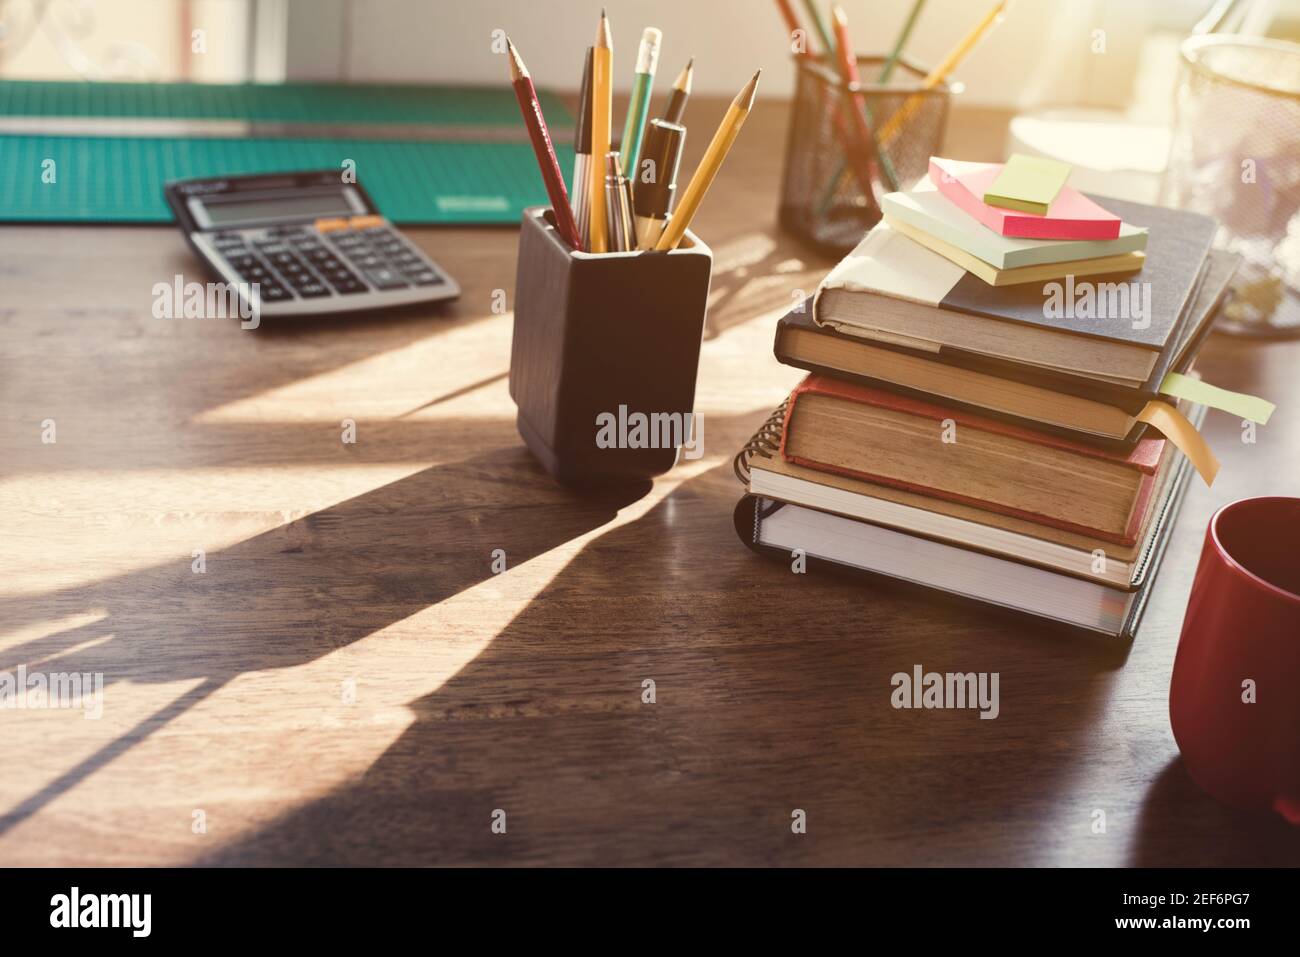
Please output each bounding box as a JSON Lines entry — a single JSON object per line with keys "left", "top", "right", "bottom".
{"left": 164, "top": 170, "right": 459, "bottom": 317}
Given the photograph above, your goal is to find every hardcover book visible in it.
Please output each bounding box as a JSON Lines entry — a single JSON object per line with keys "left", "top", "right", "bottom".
{"left": 732, "top": 403, "right": 1206, "bottom": 638}
{"left": 813, "top": 199, "right": 1217, "bottom": 384}
{"left": 775, "top": 248, "right": 1238, "bottom": 445}
{"left": 780, "top": 374, "right": 1165, "bottom": 544}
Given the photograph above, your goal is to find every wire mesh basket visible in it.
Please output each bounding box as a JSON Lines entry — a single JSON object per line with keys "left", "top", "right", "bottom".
{"left": 1160, "top": 34, "right": 1300, "bottom": 338}
{"left": 779, "top": 54, "right": 951, "bottom": 255}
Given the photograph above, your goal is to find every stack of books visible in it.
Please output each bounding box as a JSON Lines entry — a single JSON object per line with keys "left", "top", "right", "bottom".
{"left": 735, "top": 155, "right": 1240, "bottom": 638}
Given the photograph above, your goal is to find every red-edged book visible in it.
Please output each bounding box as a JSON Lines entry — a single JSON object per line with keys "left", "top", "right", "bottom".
{"left": 780, "top": 374, "right": 1166, "bottom": 545}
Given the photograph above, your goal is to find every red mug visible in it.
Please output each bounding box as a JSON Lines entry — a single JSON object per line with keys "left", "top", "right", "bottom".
{"left": 1170, "top": 496, "right": 1300, "bottom": 822}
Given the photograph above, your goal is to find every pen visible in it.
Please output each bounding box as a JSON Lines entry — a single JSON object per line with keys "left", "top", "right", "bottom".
{"left": 603, "top": 151, "right": 636, "bottom": 252}
{"left": 633, "top": 118, "right": 685, "bottom": 249}
{"left": 620, "top": 166, "right": 637, "bottom": 250}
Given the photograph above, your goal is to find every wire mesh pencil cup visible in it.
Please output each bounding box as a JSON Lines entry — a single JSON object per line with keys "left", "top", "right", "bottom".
{"left": 779, "top": 55, "right": 951, "bottom": 255}
{"left": 1160, "top": 34, "right": 1300, "bottom": 338}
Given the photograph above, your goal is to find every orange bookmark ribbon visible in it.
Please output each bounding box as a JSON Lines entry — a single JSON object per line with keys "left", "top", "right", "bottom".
{"left": 1137, "top": 400, "right": 1220, "bottom": 486}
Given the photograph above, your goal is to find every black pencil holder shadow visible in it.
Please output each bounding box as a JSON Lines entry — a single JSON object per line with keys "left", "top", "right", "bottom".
{"left": 780, "top": 54, "right": 952, "bottom": 256}
{"left": 509, "top": 207, "right": 713, "bottom": 487}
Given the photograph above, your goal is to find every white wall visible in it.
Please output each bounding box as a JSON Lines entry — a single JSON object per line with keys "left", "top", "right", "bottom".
{"left": 0, "top": 0, "right": 251, "bottom": 82}
{"left": 335, "top": 0, "right": 1154, "bottom": 109}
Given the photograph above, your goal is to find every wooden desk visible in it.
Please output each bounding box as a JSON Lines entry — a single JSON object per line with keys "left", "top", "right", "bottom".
{"left": 2, "top": 100, "right": 1298, "bottom": 866}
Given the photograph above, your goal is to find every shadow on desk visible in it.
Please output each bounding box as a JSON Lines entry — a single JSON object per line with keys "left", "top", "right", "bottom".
{"left": 1133, "top": 759, "right": 1300, "bottom": 866}
{"left": 188, "top": 455, "right": 1197, "bottom": 867}
{"left": 0, "top": 440, "right": 646, "bottom": 837}
{"left": 8, "top": 405, "right": 1290, "bottom": 864}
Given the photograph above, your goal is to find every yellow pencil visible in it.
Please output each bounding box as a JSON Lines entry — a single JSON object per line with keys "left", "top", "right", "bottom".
{"left": 589, "top": 9, "right": 613, "bottom": 253}
{"left": 879, "top": 0, "right": 1008, "bottom": 145}
{"left": 654, "top": 70, "right": 761, "bottom": 251}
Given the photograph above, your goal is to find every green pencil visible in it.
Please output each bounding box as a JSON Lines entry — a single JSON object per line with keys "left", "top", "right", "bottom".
{"left": 800, "top": 0, "right": 834, "bottom": 55}
{"left": 620, "top": 27, "right": 662, "bottom": 175}
{"left": 878, "top": 0, "right": 928, "bottom": 82}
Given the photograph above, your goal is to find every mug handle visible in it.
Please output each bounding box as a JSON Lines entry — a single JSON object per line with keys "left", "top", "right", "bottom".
{"left": 1273, "top": 796, "right": 1300, "bottom": 826}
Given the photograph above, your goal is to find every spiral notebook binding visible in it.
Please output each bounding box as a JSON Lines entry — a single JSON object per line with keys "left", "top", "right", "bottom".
{"left": 733, "top": 396, "right": 791, "bottom": 485}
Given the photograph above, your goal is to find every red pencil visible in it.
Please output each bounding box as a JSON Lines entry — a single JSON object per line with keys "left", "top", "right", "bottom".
{"left": 773, "top": 0, "right": 812, "bottom": 59}
{"left": 773, "top": 0, "right": 879, "bottom": 203}
{"left": 507, "top": 38, "right": 582, "bottom": 250}
{"left": 830, "top": 5, "right": 888, "bottom": 198}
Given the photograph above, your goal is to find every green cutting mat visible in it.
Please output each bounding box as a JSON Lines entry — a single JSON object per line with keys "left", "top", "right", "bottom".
{"left": 2, "top": 134, "right": 576, "bottom": 224}
{"left": 0, "top": 79, "right": 569, "bottom": 125}
{"left": 0, "top": 80, "right": 575, "bottom": 224}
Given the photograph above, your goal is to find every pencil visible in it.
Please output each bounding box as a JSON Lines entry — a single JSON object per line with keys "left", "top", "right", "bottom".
{"left": 919, "top": 0, "right": 1008, "bottom": 89}
{"left": 589, "top": 9, "right": 613, "bottom": 253}
{"left": 773, "top": 0, "right": 811, "bottom": 58}
{"left": 830, "top": 5, "right": 896, "bottom": 193}
{"left": 620, "top": 27, "right": 661, "bottom": 176}
{"left": 877, "top": 0, "right": 928, "bottom": 83}
{"left": 813, "top": 0, "right": 926, "bottom": 212}
{"left": 799, "top": 0, "right": 834, "bottom": 55}
{"left": 507, "top": 38, "right": 582, "bottom": 250}
{"left": 655, "top": 70, "right": 760, "bottom": 251}
{"left": 813, "top": 6, "right": 890, "bottom": 214}
{"left": 572, "top": 45, "right": 594, "bottom": 249}
{"left": 662, "top": 57, "right": 693, "bottom": 125}
{"left": 879, "top": 0, "right": 1008, "bottom": 145}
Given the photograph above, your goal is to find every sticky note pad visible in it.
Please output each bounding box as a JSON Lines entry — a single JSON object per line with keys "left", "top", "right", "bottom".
{"left": 930, "top": 157, "right": 1122, "bottom": 240}
{"left": 983, "top": 154, "right": 1072, "bottom": 216}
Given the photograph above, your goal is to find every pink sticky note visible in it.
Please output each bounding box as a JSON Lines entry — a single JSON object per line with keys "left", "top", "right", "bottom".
{"left": 930, "top": 157, "right": 1123, "bottom": 240}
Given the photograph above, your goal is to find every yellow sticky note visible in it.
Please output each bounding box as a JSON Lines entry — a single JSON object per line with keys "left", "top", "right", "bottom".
{"left": 1160, "top": 372, "right": 1275, "bottom": 424}
{"left": 1137, "top": 400, "right": 1220, "bottom": 486}
{"left": 983, "top": 154, "right": 1072, "bottom": 215}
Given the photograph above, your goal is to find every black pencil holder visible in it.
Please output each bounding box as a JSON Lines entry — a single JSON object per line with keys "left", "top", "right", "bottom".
{"left": 509, "top": 207, "right": 713, "bottom": 487}
{"left": 780, "top": 55, "right": 952, "bottom": 255}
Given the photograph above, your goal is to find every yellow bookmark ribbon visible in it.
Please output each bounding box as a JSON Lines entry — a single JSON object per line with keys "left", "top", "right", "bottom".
{"left": 1159, "top": 372, "right": 1275, "bottom": 424}
{"left": 1137, "top": 400, "right": 1220, "bottom": 486}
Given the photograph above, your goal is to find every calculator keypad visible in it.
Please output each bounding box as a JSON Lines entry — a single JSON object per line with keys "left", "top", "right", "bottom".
{"left": 208, "top": 217, "right": 445, "bottom": 306}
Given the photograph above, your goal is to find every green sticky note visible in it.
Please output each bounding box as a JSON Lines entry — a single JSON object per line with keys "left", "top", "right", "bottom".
{"left": 1160, "top": 372, "right": 1275, "bottom": 424}
{"left": 983, "top": 154, "right": 1072, "bottom": 216}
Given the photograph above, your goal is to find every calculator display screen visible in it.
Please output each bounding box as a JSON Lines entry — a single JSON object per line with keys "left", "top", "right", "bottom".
{"left": 200, "top": 190, "right": 356, "bottom": 227}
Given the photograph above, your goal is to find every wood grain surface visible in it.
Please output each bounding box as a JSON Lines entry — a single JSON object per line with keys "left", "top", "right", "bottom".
{"left": 1, "top": 100, "right": 1298, "bottom": 866}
